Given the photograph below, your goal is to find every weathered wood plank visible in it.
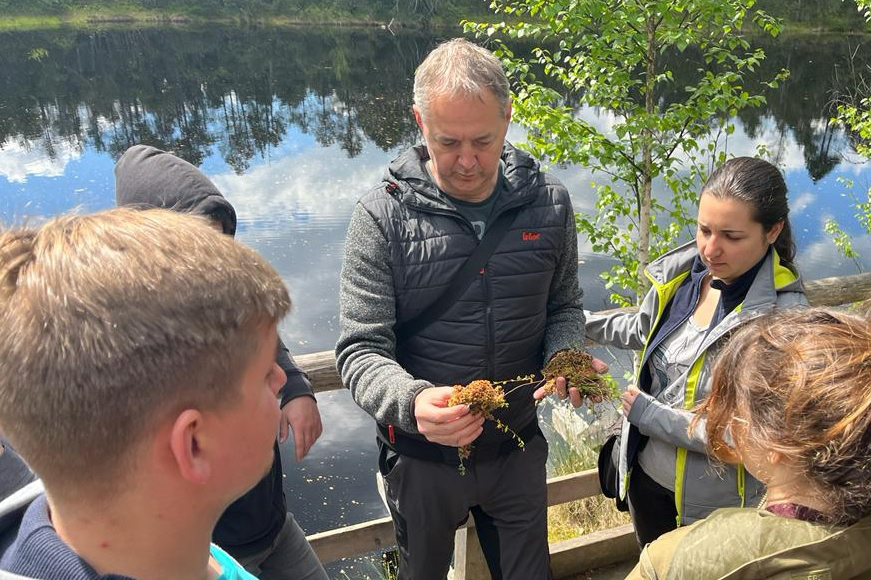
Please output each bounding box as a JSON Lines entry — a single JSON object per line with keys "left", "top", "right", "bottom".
{"left": 306, "top": 471, "right": 603, "bottom": 564}
{"left": 804, "top": 271, "right": 871, "bottom": 307}
{"left": 294, "top": 350, "right": 343, "bottom": 394}
{"left": 306, "top": 516, "right": 395, "bottom": 563}
{"left": 452, "top": 522, "right": 639, "bottom": 580}
{"left": 547, "top": 469, "right": 601, "bottom": 505}
{"left": 550, "top": 524, "right": 640, "bottom": 579}
{"left": 453, "top": 527, "right": 491, "bottom": 580}
{"left": 308, "top": 519, "right": 640, "bottom": 575}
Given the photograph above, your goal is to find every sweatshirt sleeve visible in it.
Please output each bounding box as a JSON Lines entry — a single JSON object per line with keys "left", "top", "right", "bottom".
{"left": 276, "top": 336, "right": 316, "bottom": 408}
{"left": 542, "top": 188, "right": 586, "bottom": 362}
{"left": 335, "top": 204, "right": 433, "bottom": 433}
{"left": 628, "top": 391, "right": 708, "bottom": 453}
{"left": 585, "top": 283, "right": 657, "bottom": 351}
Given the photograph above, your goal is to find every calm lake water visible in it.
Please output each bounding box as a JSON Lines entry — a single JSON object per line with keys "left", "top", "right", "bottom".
{"left": 1, "top": 24, "right": 870, "bottom": 576}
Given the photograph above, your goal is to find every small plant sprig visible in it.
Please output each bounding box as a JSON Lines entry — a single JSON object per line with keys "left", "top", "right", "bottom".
{"left": 500, "top": 351, "right": 617, "bottom": 403}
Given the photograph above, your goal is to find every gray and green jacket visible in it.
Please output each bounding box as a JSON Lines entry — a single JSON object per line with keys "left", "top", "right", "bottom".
{"left": 628, "top": 508, "right": 871, "bottom": 579}
{"left": 587, "top": 241, "right": 806, "bottom": 524}
{"left": 336, "top": 142, "right": 585, "bottom": 447}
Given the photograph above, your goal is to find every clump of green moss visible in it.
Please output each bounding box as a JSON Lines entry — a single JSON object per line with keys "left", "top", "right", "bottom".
{"left": 541, "top": 350, "right": 613, "bottom": 399}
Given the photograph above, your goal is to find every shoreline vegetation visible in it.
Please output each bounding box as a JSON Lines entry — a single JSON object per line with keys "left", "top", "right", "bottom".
{"left": 0, "top": 3, "right": 491, "bottom": 31}
{"left": 1, "top": 2, "right": 869, "bottom": 33}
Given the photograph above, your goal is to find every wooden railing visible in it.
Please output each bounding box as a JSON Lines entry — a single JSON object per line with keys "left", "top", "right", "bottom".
{"left": 298, "top": 271, "right": 871, "bottom": 579}
{"left": 305, "top": 469, "right": 638, "bottom": 578}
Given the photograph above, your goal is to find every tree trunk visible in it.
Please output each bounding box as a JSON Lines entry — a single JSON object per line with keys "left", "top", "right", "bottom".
{"left": 637, "top": 13, "right": 657, "bottom": 303}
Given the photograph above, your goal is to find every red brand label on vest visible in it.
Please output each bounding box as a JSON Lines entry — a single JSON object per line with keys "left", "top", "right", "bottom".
{"left": 522, "top": 231, "right": 541, "bottom": 241}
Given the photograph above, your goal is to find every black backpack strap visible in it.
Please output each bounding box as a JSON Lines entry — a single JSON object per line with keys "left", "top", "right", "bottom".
{"left": 396, "top": 206, "right": 521, "bottom": 340}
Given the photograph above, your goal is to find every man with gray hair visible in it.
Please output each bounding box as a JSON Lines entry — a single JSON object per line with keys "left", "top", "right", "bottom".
{"left": 336, "top": 38, "right": 588, "bottom": 579}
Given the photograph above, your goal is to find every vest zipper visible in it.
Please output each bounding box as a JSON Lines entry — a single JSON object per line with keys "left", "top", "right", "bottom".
{"left": 484, "top": 268, "right": 495, "bottom": 380}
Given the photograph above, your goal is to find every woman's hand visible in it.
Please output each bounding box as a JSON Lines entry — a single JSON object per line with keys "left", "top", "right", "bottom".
{"left": 622, "top": 386, "right": 641, "bottom": 416}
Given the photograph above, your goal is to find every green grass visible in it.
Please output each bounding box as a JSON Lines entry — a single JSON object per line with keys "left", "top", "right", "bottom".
{"left": 779, "top": 19, "right": 871, "bottom": 35}
{"left": 542, "top": 399, "right": 631, "bottom": 544}
{"left": 0, "top": 15, "right": 69, "bottom": 30}
{"left": 338, "top": 551, "right": 398, "bottom": 580}
{"left": 0, "top": 7, "right": 202, "bottom": 31}
{"left": 0, "top": 0, "right": 498, "bottom": 32}
{"left": 2, "top": 5, "right": 865, "bottom": 33}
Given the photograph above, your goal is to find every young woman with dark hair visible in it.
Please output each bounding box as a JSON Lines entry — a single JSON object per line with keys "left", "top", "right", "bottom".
{"left": 587, "top": 157, "right": 806, "bottom": 546}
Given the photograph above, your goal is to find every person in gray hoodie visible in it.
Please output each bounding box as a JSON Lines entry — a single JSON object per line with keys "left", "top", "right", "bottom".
{"left": 115, "top": 145, "right": 326, "bottom": 580}
{"left": 336, "top": 39, "right": 592, "bottom": 580}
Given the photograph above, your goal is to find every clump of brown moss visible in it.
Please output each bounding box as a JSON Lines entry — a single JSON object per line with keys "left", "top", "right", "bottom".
{"left": 448, "top": 379, "right": 507, "bottom": 415}
{"left": 448, "top": 380, "right": 523, "bottom": 474}
{"left": 540, "top": 350, "right": 613, "bottom": 400}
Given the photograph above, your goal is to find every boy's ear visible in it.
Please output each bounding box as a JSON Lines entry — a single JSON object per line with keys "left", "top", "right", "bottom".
{"left": 169, "top": 409, "right": 211, "bottom": 485}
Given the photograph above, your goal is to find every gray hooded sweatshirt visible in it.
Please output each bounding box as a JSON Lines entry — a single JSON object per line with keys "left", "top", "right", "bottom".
{"left": 114, "top": 144, "right": 312, "bottom": 557}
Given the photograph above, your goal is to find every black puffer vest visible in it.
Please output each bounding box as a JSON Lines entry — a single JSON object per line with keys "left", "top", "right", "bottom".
{"left": 361, "top": 143, "right": 572, "bottom": 445}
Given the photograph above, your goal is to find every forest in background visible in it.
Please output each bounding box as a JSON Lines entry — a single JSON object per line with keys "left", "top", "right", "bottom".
{"left": 0, "top": 0, "right": 488, "bottom": 27}
{"left": 0, "top": 0, "right": 868, "bottom": 30}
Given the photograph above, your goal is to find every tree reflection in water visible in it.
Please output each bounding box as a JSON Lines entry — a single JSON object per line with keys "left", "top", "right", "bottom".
{"left": 0, "top": 27, "right": 867, "bottom": 181}
{"left": 0, "top": 27, "right": 430, "bottom": 172}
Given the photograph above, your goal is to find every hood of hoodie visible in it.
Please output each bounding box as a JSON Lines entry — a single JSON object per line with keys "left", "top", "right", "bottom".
{"left": 114, "top": 145, "right": 237, "bottom": 236}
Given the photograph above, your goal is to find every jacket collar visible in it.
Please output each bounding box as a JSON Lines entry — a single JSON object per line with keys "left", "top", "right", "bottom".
{"left": 0, "top": 494, "right": 135, "bottom": 580}
{"left": 645, "top": 240, "right": 802, "bottom": 310}
{"left": 644, "top": 241, "right": 699, "bottom": 286}
{"left": 383, "top": 141, "right": 540, "bottom": 214}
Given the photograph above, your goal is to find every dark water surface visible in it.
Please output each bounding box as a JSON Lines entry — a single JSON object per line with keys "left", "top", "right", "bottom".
{"left": 1, "top": 24, "right": 870, "bottom": 575}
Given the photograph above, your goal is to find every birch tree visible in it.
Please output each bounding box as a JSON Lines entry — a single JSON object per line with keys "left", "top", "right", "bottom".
{"left": 466, "top": 0, "right": 785, "bottom": 304}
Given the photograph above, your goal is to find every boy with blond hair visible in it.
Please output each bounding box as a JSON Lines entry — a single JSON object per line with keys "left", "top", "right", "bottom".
{"left": 0, "top": 208, "right": 291, "bottom": 580}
